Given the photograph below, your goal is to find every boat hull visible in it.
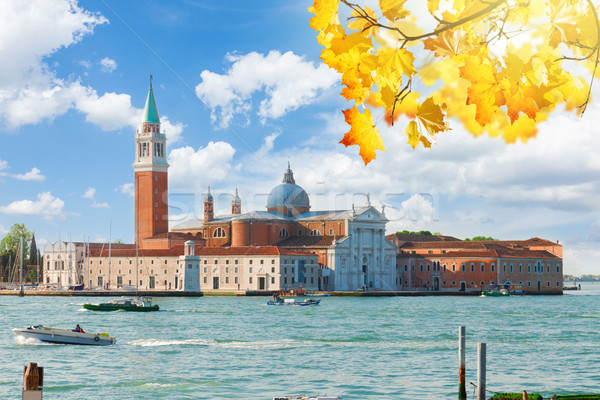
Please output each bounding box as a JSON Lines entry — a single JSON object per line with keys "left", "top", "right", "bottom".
{"left": 13, "top": 327, "right": 116, "bottom": 346}
{"left": 481, "top": 291, "right": 510, "bottom": 297}
{"left": 82, "top": 303, "right": 159, "bottom": 312}
{"left": 267, "top": 299, "right": 321, "bottom": 306}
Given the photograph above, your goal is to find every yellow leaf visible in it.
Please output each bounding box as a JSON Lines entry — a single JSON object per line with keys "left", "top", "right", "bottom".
{"left": 460, "top": 55, "right": 503, "bottom": 126}
{"left": 308, "top": 0, "right": 341, "bottom": 32}
{"left": 415, "top": 97, "right": 449, "bottom": 136}
{"left": 405, "top": 120, "right": 420, "bottom": 149}
{"left": 340, "top": 107, "right": 385, "bottom": 165}
{"left": 379, "top": 0, "right": 409, "bottom": 22}
{"left": 423, "top": 29, "right": 474, "bottom": 57}
{"left": 341, "top": 68, "right": 372, "bottom": 104}
{"left": 348, "top": 6, "right": 379, "bottom": 35}
{"left": 373, "top": 47, "right": 415, "bottom": 90}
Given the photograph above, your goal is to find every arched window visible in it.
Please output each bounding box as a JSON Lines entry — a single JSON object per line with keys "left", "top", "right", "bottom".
{"left": 213, "top": 227, "right": 226, "bottom": 238}
{"left": 309, "top": 229, "right": 321, "bottom": 236}
{"left": 279, "top": 229, "right": 289, "bottom": 238}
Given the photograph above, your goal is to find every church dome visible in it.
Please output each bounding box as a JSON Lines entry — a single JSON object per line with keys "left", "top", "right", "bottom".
{"left": 266, "top": 164, "right": 310, "bottom": 211}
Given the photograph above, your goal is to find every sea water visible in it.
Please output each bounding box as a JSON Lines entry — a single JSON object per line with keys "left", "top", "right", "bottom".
{"left": 1, "top": 284, "right": 598, "bottom": 399}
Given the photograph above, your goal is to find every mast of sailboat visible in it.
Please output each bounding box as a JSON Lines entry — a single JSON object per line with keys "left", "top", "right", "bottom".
{"left": 83, "top": 236, "right": 87, "bottom": 289}
{"left": 108, "top": 220, "right": 112, "bottom": 290}
{"left": 19, "top": 236, "right": 23, "bottom": 287}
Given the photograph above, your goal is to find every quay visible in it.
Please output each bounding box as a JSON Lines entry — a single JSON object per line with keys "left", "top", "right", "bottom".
{"left": 0, "top": 289, "right": 562, "bottom": 297}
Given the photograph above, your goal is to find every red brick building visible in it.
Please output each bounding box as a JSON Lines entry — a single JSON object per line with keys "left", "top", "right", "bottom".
{"left": 388, "top": 234, "right": 563, "bottom": 293}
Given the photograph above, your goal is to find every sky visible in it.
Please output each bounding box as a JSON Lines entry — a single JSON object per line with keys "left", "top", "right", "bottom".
{"left": 0, "top": 0, "right": 599, "bottom": 275}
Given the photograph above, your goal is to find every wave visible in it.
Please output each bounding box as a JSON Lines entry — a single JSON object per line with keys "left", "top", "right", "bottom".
{"left": 128, "top": 338, "right": 211, "bottom": 347}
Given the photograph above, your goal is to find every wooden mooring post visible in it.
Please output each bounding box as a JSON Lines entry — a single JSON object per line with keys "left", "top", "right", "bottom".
{"left": 22, "top": 362, "right": 43, "bottom": 400}
{"left": 458, "top": 326, "right": 466, "bottom": 400}
{"left": 477, "top": 342, "right": 486, "bottom": 400}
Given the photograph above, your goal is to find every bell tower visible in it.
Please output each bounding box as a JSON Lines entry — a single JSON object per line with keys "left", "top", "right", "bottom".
{"left": 134, "top": 75, "right": 169, "bottom": 244}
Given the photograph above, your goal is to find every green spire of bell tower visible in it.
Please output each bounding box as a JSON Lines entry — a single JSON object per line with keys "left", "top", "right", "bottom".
{"left": 143, "top": 74, "right": 160, "bottom": 124}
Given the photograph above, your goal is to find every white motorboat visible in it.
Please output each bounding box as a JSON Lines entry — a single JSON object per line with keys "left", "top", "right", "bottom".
{"left": 13, "top": 325, "right": 116, "bottom": 346}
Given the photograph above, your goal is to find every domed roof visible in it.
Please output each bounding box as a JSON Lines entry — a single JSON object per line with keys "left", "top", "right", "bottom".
{"left": 266, "top": 164, "right": 310, "bottom": 210}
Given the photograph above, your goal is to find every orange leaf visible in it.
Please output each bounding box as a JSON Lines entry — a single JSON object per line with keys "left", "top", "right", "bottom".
{"left": 340, "top": 107, "right": 385, "bottom": 165}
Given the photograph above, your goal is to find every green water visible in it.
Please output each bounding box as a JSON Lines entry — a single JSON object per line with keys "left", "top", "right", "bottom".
{"left": 1, "top": 284, "right": 599, "bottom": 399}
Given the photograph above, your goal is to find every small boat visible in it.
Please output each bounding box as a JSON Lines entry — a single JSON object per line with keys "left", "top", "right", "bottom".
{"left": 274, "top": 396, "right": 341, "bottom": 400}
{"left": 69, "top": 283, "right": 84, "bottom": 290}
{"left": 481, "top": 288, "right": 510, "bottom": 297}
{"left": 306, "top": 292, "right": 331, "bottom": 297}
{"left": 82, "top": 296, "right": 159, "bottom": 311}
{"left": 267, "top": 298, "right": 321, "bottom": 306}
{"left": 13, "top": 325, "right": 116, "bottom": 345}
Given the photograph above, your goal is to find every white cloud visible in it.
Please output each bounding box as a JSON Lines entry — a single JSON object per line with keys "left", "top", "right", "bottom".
{"left": 254, "top": 131, "right": 280, "bottom": 160}
{"left": 12, "top": 167, "right": 45, "bottom": 181}
{"left": 91, "top": 201, "right": 110, "bottom": 209}
{"left": 0, "top": 192, "right": 65, "bottom": 220}
{"left": 83, "top": 187, "right": 96, "bottom": 199}
{"left": 0, "top": 0, "right": 185, "bottom": 141}
{"left": 168, "top": 142, "right": 236, "bottom": 191}
{"left": 0, "top": 159, "right": 7, "bottom": 172}
{"left": 99, "top": 57, "right": 117, "bottom": 73}
{"left": 0, "top": 0, "right": 107, "bottom": 127}
{"left": 79, "top": 59, "right": 91, "bottom": 69}
{"left": 195, "top": 50, "right": 339, "bottom": 128}
{"left": 119, "top": 183, "right": 134, "bottom": 197}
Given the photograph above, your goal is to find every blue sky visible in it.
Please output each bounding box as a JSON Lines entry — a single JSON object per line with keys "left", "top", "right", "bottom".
{"left": 1, "top": 0, "right": 599, "bottom": 275}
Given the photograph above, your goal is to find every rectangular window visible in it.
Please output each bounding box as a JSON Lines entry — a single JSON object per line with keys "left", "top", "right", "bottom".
{"left": 271, "top": 259, "right": 275, "bottom": 264}
{"left": 235, "top": 260, "right": 238, "bottom": 264}
{"left": 226, "top": 260, "right": 229, "bottom": 264}
{"left": 481, "top": 263, "right": 485, "bottom": 272}
{"left": 556, "top": 281, "right": 560, "bottom": 287}
{"left": 249, "top": 267, "right": 253, "bottom": 273}
{"left": 556, "top": 264, "right": 560, "bottom": 273}
{"left": 470, "top": 263, "right": 474, "bottom": 272}
{"left": 404, "top": 264, "right": 408, "bottom": 271}
{"left": 519, "top": 264, "right": 522, "bottom": 272}
{"left": 165, "top": 260, "right": 167, "bottom": 264}
{"left": 510, "top": 264, "right": 513, "bottom": 272}
{"left": 204, "top": 267, "right": 207, "bottom": 273}
{"left": 426, "top": 264, "right": 430, "bottom": 272}
{"left": 503, "top": 263, "right": 507, "bottom": 272}
{"left": 292, "top": 277, "right": 295, "bottom": 284}
{"left": 461, "top": 263, "right": 465, "bottom": 272}
{"left": 271, "top": 277, "right": 275, "bottom": 284}
{"left": 420, "top": 264, "right": 423, "bottom": 272}
{"left": 235, "top": 277, "right": 238, "bottom": 284}
{"left": 249, "top": 260, "right": 253, "bottom": 264}
{"left": 225, "top": 277, "right": 229, "bottom": 284}
{"left": 204, "top": 277, "right": 207, "bottom": 283}
{"left": 271, "top": 267, "right": 275, "bottom": 273}
{"left": 260, "top": 260, "right": 264, "bottom": 264}
{"left": 188, "top": 264, "right": 192, "bottom": 269}
{"left": 225, "top": 267, "right": 229, "bottom": 273}
{"left": 491, "top": 264, "right": 495, "bottom": 272}
{"left": 547, "top": 264, "right": 550, "bottom": 273}
{"left": 249, "top": 277, "right": 253, "bottom": 284}
{"left": 235, "top": 267, "right": 238, "bottom": 273}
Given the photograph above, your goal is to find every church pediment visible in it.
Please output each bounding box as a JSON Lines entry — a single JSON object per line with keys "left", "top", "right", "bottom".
{"left": 352, "top": 206, "right": 388, "bottom": 223}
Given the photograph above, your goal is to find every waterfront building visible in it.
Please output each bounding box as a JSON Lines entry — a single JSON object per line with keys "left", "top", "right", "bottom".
{"left": 388, "top": 234, "right": 563, "bottom": 293}
{"left": 41, "top": 79, "right": 562, "bottom": 294}
{"left": 172, "top": 165, "right": 397, "bottom": 291}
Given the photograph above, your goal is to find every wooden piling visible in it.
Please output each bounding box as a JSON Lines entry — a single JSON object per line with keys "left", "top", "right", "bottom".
{"left": 23, "top": 362, "right": 39, "bottom": 390}
{"left": 458, "top": 326, "right": 466, "bottom": 400}
{"left": 477, "top": 342, "right": 486, "bottom": 400}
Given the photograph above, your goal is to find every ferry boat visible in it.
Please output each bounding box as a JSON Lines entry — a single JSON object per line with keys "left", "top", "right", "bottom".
{"left": 267, "top": 298, "right": 321, "bottom": 306}
{"left": 13, "top": 325, "right": 116, "bottom": 346}
{"left": 82, "top": 296, "right": 159, "bottom": 312}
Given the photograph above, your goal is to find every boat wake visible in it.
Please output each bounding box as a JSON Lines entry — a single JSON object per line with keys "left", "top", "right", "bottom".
{"left": 14, "top": 335, "right": 51, "bottom": 346}
{"left": 128, "top": 338, "right": 211, "bottom": 347}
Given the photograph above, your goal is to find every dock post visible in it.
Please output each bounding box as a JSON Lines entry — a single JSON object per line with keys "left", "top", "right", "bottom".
{"left": 477, "top": 342, "right": 486, "bottom": 400}
{"left": 23, "top": 362, "right": 43, "bottom": 400}
{"left": 458, "top": 326, "right": 466, "bottom": 400}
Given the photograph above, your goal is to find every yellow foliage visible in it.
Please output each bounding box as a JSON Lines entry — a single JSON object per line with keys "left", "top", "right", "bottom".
{"left": 308, "top": 0, "right": 600, "bottom": 164}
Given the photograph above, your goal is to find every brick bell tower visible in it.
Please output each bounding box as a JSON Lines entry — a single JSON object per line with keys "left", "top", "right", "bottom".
{"left": 134, "top": 75, "right": 169, "bottom": 245}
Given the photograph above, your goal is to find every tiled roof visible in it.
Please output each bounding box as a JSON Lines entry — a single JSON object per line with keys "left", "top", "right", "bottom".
{"left": 275, "top": 235, "right": 344, "bottom": 248}
{"left": 398, "top": 248, "right": 559, "bottom": 260}
{"left": 88, "top": 245, "right": 183, "bottom": 258}
{"left": 171, "top": 206, "right": 379, "bottom": 230}
{"left": 196, "top": 246, "right": 316, "bottom": 257}
{"left": 386, "top": 233, "right": 461, "bottom": 242}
